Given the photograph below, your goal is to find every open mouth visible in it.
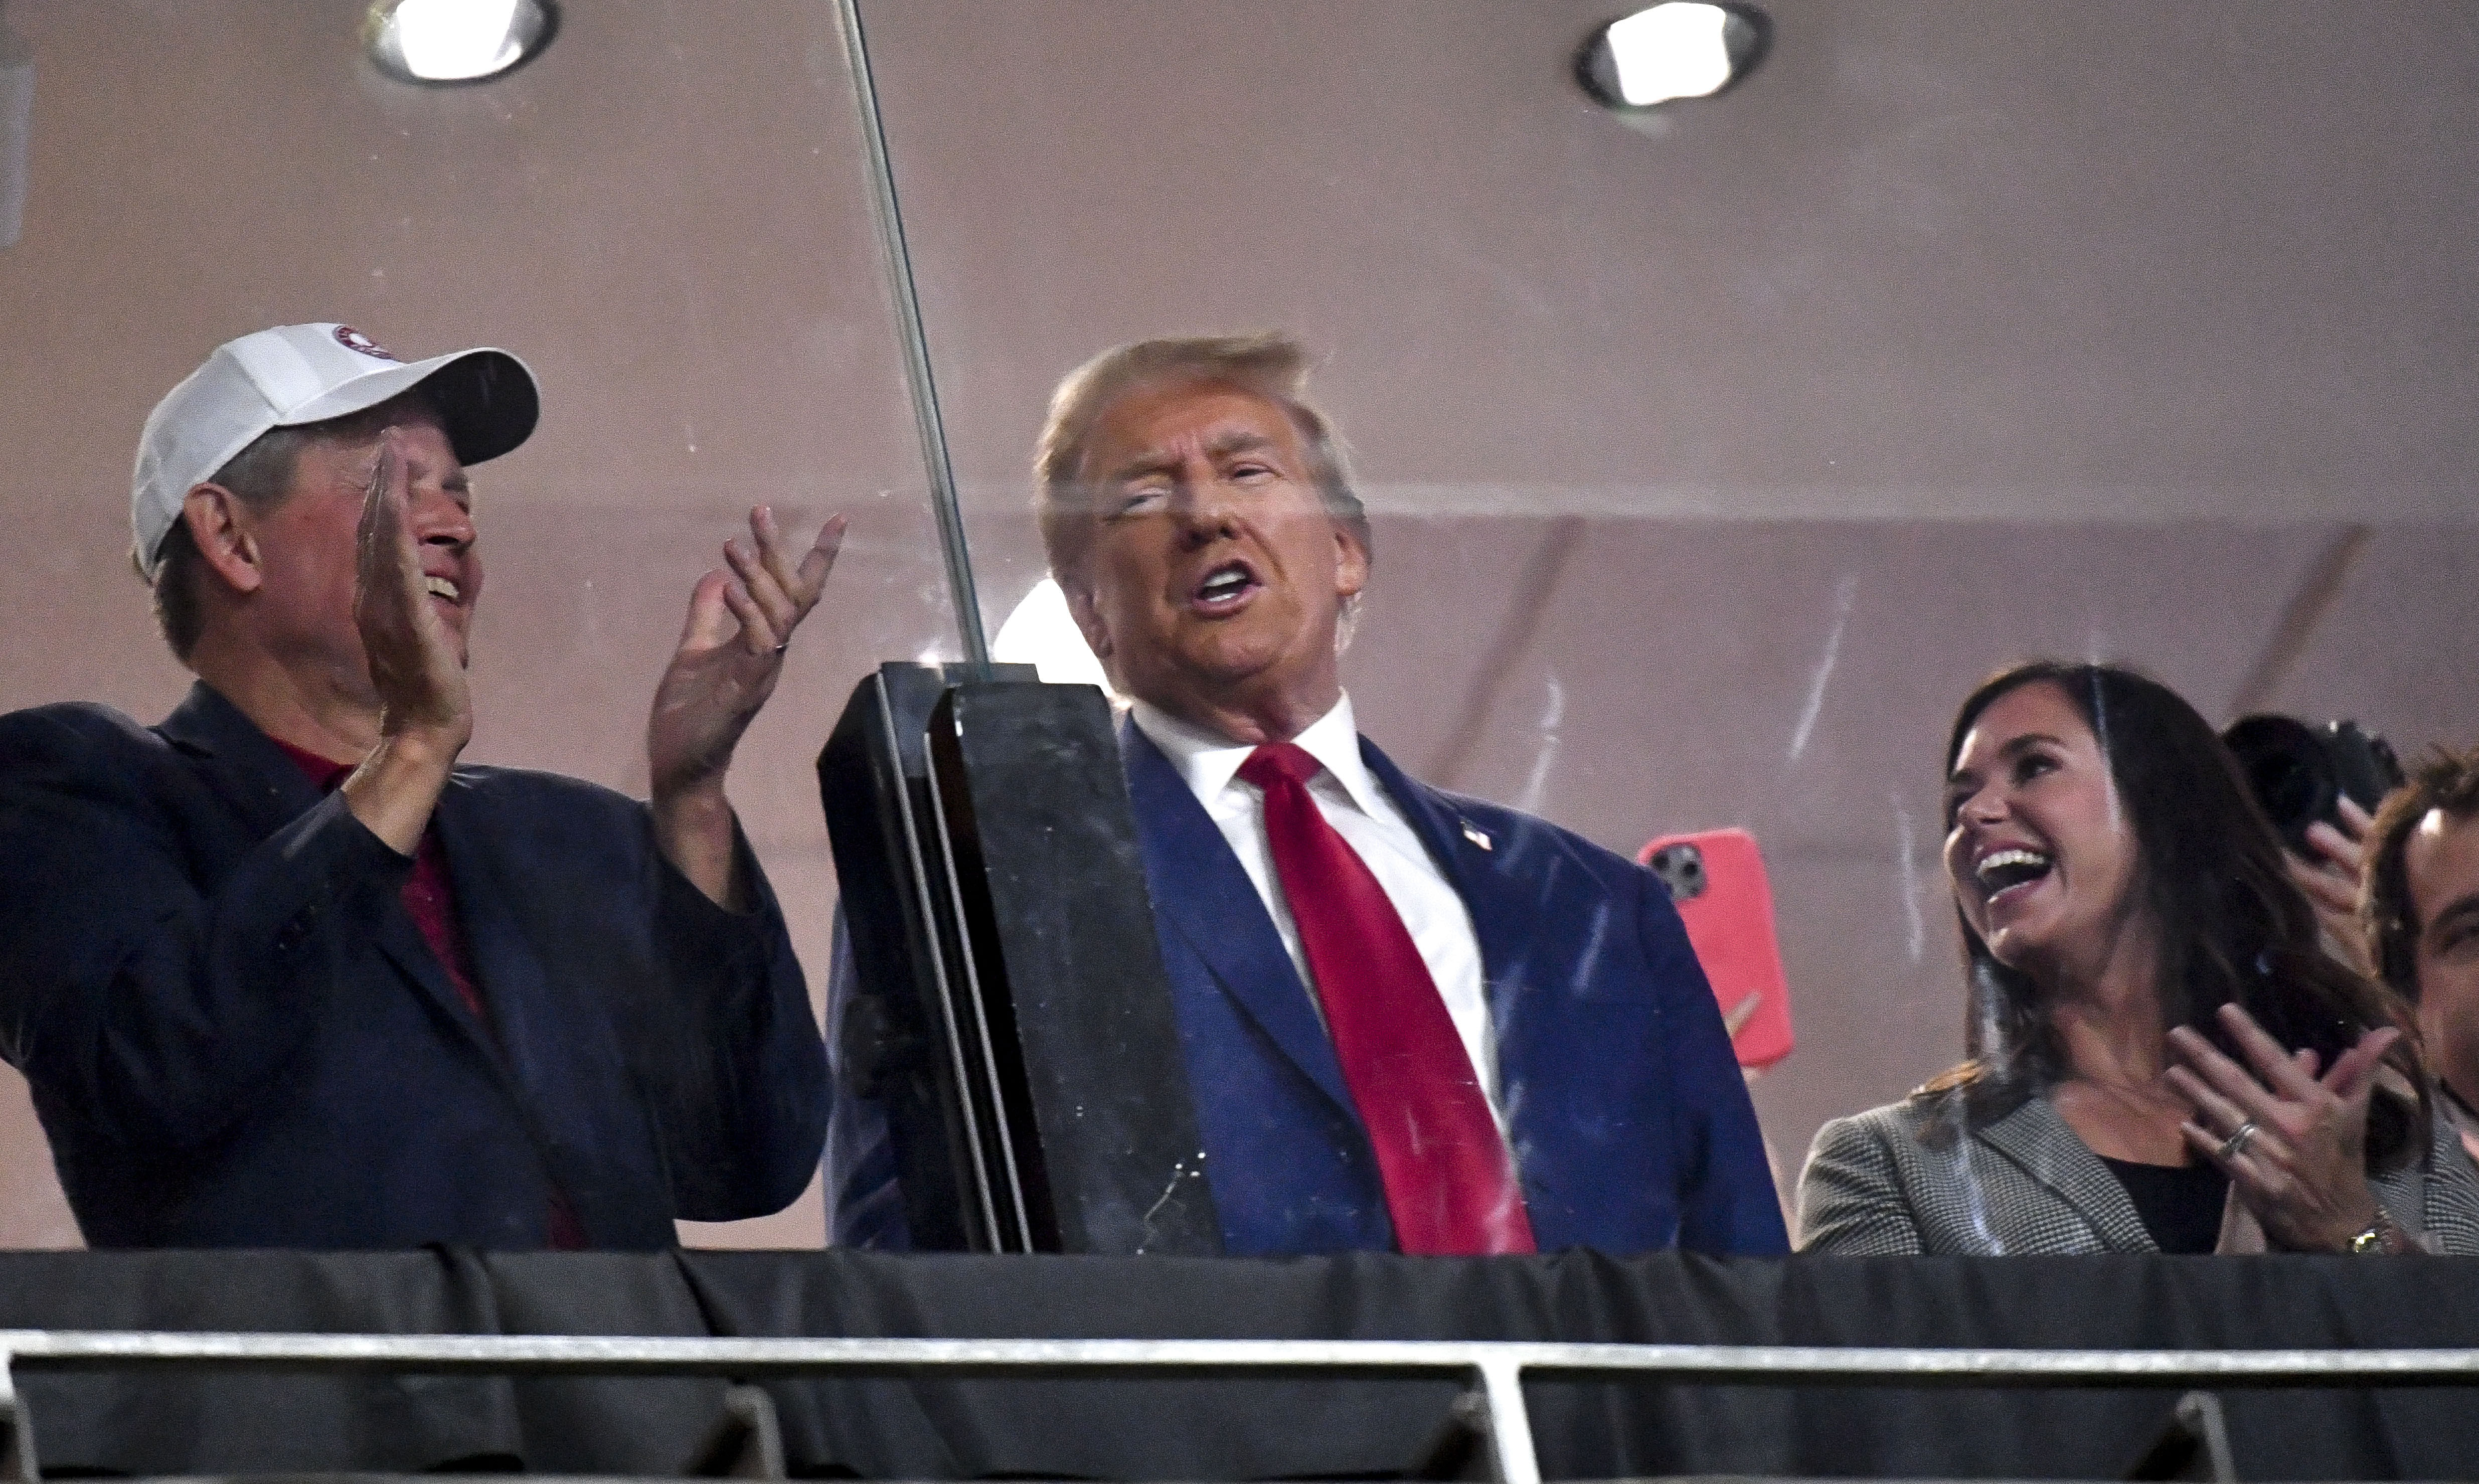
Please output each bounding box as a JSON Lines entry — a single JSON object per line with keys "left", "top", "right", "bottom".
{"left": 1975, "top": 847, "right": 2054, "bottom": 908}
{"left": 423, "top": 575, "right": 462, "bottom": 604}
{"left": 1191, "top": 560, "right": 1260, "bottom": 612}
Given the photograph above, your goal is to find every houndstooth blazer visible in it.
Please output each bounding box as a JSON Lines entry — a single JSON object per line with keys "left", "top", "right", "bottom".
{"left": 1797, "top": 1088, "right": 2479, "bottom": 1254}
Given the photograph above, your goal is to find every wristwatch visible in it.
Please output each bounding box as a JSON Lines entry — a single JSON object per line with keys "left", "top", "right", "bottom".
{"left": 2346, "top": 1207, "right": 2402, "bottom": 1255}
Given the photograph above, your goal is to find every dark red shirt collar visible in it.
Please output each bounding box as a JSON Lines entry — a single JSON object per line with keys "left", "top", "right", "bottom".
{"left": 270, "top": 737, "right": 356, "bottom": 794}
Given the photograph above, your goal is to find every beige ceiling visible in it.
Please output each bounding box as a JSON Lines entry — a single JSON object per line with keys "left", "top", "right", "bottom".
{"left": 1, "top": 0, "right": 2473, "bottom": 1250}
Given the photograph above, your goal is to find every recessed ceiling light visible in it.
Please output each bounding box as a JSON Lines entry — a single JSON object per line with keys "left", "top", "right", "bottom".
{"left": 1576, "top": 3, "right": 1769, "bottom": 112}
{"left": 366, "top": 0, "right": 557, "bottom": 86}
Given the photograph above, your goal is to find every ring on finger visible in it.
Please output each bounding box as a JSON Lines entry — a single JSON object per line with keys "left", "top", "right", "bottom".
{"left": 2217, "top": 1119, "right": 2260, "bottom": 1162}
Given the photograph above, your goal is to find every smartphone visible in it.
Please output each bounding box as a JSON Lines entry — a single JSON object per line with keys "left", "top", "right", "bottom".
{"left": 1638, "top": 828, "right": 1794, "bottom": 1070}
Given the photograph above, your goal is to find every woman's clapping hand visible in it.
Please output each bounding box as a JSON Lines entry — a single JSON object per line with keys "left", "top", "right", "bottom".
{"left": 2165, "top": 1003, "right": 2396, "bottom": 1253}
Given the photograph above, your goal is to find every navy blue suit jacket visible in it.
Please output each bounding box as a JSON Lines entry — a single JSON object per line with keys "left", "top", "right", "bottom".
{"left": 0, "top": 683, "right": 828, "bottom": 1249}
{"left": 830, "top": 720, "right": 1786, "bottom": 1257}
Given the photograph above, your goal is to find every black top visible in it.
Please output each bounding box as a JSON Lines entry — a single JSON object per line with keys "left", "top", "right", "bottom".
{"left": 2101, "top": 1156, "right": 2229, "bottom": 1254}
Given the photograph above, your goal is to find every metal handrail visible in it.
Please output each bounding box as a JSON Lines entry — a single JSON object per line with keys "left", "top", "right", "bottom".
{"left": 3, "top": 1332, "right": 2476, "bottom": 1484}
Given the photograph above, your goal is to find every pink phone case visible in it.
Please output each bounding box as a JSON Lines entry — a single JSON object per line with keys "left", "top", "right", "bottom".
{"left": 1637, "top": 828, "right": 1795, "bottom": 1070}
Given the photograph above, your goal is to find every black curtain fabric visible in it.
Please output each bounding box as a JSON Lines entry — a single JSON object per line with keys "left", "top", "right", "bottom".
{"left": 0, "top": 1250, "right": 2469, "bottom": 1479}
{"left": 0, "top": 1249, "right": 726, "bottom": 1476}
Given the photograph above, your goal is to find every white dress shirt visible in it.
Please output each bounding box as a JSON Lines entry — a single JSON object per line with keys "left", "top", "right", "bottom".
{"left": 1129, "top": 695, "right": 1505, "bottom": 1127}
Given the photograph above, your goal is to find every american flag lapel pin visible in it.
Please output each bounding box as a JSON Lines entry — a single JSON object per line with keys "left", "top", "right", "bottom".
{"left": 1461, "top": 820, "right": 1493, "bottom": 851}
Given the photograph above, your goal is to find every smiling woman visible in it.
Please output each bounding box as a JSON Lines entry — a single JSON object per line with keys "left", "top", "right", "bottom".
{"left": 1796, "top": 660, "right": 2479, "bottom": 1256}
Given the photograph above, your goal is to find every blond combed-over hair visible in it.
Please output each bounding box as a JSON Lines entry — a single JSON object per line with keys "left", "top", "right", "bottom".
{"left": 1032, "top": 333, "right": 1371, "bottom": 590}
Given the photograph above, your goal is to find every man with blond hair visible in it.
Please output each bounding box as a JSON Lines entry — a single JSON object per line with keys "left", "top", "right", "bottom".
{"left": 832, "top": 334, "right": 1783, "bottom": 1257}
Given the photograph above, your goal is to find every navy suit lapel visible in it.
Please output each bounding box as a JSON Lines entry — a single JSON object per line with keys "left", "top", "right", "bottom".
{"left": 427, "top": 775, "right": 535, "bottom": 1057}
{"left": 1120, "top": 720, "right": 1358, "bottom": 1117}
{"left": 158, "top": 685, "right": 503, "bottom": 1056}
{"left": 1355, "top": 739, "right": 1526, "bottom": 1025}
{"left": 347, "top": 801, "right": 503, "bottom": 1058}
{"left": 431, "top": 777, "right": 596, "bottom": 1175}
{"left": 155, "top": 682, "right": 327, "bottom": 840}
{"left": 1359, "top": 738, "right": 1582, "bottom": 1231}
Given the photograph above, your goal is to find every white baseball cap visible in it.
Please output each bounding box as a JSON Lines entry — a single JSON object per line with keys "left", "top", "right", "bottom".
{"left": 131, "top": 322, "right": 540, "bottom": 580}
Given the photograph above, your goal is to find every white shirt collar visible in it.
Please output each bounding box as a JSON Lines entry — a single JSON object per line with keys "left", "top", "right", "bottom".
{"left": 1129, "top": 693, "right": 1389, "bottom": 818}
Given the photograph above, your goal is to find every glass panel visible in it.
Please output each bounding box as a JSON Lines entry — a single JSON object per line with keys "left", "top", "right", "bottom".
{"left": 0, "top": 0, "right": 957, "bottom": 1248}
{"left": 863, "top": 2, "right": 2479, "bottom": 1246}
{"left": 7, "top": 0, "right": 2474, "bottom": 1258}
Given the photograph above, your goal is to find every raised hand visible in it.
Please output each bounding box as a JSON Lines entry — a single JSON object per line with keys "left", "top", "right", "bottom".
{"left": 2289, "top": 798, "right": 2376, "bottom": 976}
{"left": 2166, "top": 1002, "right": 2396, "bottom": 1252}
{"left": 647, "top": 507, "right": 846, "bottom": 905}
{"left": 341, "top": 431, "right": 474, "bottom": 853}
{"left": 354, "top": 434, "right": 474, "bottom": 743}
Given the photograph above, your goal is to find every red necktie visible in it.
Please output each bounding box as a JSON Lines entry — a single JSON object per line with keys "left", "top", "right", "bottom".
{"left": 1238, "top": 742, "right": 1536, "bottom": 1255}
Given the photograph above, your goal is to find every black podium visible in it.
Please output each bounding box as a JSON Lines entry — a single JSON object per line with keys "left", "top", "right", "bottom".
{"left": 818, "top": 663, "right": 1219, "bottom": 1255}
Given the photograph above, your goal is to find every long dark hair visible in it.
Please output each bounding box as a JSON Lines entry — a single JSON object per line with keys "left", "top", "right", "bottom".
{"left": 1921, "top": 660, "right": 2426, "bottom": 1169}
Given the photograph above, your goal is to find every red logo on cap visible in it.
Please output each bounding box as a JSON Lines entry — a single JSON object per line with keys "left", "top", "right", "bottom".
{"left": 334, "top": 326, "right": 400, "bottom": 362}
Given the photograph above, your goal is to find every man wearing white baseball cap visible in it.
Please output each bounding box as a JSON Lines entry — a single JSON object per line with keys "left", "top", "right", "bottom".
{"left": 0, "top": 322, "right": 840, "bottom": 1249}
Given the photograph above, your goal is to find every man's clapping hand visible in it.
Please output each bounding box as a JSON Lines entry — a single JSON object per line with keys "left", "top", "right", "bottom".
{"left": 647, "top": 506, "right": 847, "bottom": 907}
{"left": 339, "top": 429, "right": 476, "bottom": 855}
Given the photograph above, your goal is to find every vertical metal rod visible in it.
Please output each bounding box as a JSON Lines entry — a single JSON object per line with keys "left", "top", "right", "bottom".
{"left": 870, "top": 686, "right": 1005, "bottom": 1249}
{"left": 0, "top": 1350, "right": 38, "bottom": 1484}
{"left": 1473, "top": 1359, "right": 1544, "bottom": 1484}
{"left": 833, "top": 0, "right": 993, "bottom": 676}
{"left": 921, "top": 711, "right": 1038, "bottom": 1252}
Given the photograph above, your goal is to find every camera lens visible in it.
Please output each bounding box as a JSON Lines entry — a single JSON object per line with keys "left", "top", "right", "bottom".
{"left": 2221, "top": 714, "right": 2338, "bottom": 856}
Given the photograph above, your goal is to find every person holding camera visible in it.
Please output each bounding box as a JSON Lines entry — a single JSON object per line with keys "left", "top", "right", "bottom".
{"left": 2361, "top": 746, "right": 2479, "bottom": 1165}
{"left": 2222, "top": 714, "right": 2404, "bottom": 978}
{"left": 2282, "top": 799, "right": 2379, "bottom": 971}
{"left": 1797, "top": 661, "right": 2479, "bottom": 1255}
